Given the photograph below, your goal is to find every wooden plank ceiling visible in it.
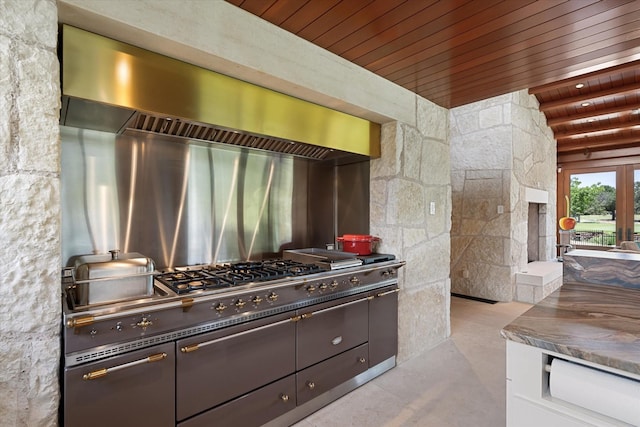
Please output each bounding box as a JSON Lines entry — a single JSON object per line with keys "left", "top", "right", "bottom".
{"left": 226, "top": 0, "right": 640, "bottom": 155}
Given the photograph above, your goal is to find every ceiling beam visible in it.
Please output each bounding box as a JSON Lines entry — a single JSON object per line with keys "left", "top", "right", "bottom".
{"left": 557, "top": 134, "right": 640, "bottom": 152}
{"left": 559, "top": 145, "right": 640, "bottom": 162}
{"left": 529, "top": 59, "right": 640, "bottom": 94}
{"left": 553, "top": 120, "right": 640, "bottom": 139}
{"left": 547, "top": 103, "right": 640, "bottom": 126}
{"left": 538, "top": 81, "right": 640, "bottom": 111}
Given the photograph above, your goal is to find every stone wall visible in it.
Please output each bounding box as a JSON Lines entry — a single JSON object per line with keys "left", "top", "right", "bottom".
{"left": 0, "top": 1, "right": 61, "bottom": 426}
{"left": 450, "top": 91, "right": 556, "bottom": 302}
{"left": 371, "top": 98, "right": 451, "bottom": 361}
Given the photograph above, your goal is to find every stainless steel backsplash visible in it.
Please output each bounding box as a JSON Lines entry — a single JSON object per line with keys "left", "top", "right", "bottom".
{"left": 61, "top": 126, "right": 369, "bottom": 269}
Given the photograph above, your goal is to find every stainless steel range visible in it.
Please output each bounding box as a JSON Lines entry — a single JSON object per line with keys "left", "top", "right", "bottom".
{"left": 62, "top": 251, "right": 404, "bottom": 427}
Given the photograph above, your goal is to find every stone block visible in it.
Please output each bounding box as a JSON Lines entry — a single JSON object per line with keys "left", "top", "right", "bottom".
{"left": 451, "top": 110, "right": 478, "bottom": 135}
{"left": 372, "top": 122, "right": 402, "bottom": 178}
{"left": 0, "top": 0, "right": 58, "bottom": 48}
{"left": 479, "top": 105, "right": 503, "bottom": 128}
{"left": 451, "top": 170, "right": 465, "bottom": 192}
{"left": 16, "top": 45, "right": 60, "bottom": 173}
{"left": 402, "top": 125, "right": 423, "bottom": 180}
{"left": 417, "top": 96, "right": 448, "bottom": 141}
{"left": 397, "top": 281, "right": 448, "bottom": 362}
{"left": 403, "top": 227, "right": 426, "bottom": 249}
{"left": 420, "top": 139, "right": 450, "bottom": 185}
{"left": 425, "top": 186, "right": 449, "bottom": 237}
{"left": 404, "top": 235, "right": 450, "bottom": 289}
{"left": 461, "top": 197, "right": 501, "bottom": 221}
{"left": 463, "top": 177, "right": 502, "bottom": 199}
{"left": 387, "top": 179, "right": 425, "bottom": 226}
{"left": 450, "top": 127, "right": 511, "bottom": 170}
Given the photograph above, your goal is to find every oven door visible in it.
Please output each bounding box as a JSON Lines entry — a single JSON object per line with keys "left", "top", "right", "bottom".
{"left": 176, "top": 312, "right": 296, "bottom": 421}
{"left": 296, "top": 295, "right": 369, "bottom": 369}
{"left": 63, "top": 342, "right": 175, "bottom": 427}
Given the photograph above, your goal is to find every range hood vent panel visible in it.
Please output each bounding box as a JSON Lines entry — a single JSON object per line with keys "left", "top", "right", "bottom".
{"left": 124, "top": 112, "right": 333, "bottom": 160}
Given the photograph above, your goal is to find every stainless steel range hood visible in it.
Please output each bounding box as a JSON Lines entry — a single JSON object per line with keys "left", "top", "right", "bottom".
{"left": 59, "top": 25, "right": 381, "bottom": 160}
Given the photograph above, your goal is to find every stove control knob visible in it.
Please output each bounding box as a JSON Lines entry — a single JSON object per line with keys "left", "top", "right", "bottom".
{"left": 252, "top": 296, "right": 263, "bottom": 305}
{"left": 268, "top": 292, "right": 279, "bottom": 302}
{"left": 214, "top": 302, "right": 227, "bottom": 312}
{"left": 115, "top": 322, "right": 123, "bottom": 332}
{"left": 319, "top": 283, "right": 328, "bottom": 291}
{"left": 306, "top": 284, "right": 316, "bottom": 293}
{"left": 383, "top": 269, "right": 396, "bottom": 277}
{"left": 235, "top": 299, "right": 246, "bottom": 309}
{"left": 349, "top": 276, "right": 360, "bottom": 285}
{"left": 136, "top": 317, "right": 153, "bottom": 329}
{"left": 330, "top": 280, "right": 338, "bottom": 289}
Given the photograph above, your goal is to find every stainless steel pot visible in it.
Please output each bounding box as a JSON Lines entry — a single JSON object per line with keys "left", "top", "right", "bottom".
{"left": 71, "top": 249, "right": 155, "bottom": 306}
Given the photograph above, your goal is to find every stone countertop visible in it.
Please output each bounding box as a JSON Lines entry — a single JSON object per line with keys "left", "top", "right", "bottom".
{"left": 501, "top": 282, "right": 640, "bottom": 375}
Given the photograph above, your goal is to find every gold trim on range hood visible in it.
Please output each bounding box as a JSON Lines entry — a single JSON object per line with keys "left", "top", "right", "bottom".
{"left": 60, "top": 25, "right": 381, "bottom": 159}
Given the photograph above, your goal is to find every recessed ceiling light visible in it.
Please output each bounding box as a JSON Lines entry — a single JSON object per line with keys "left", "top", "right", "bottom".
{"left": 575, "top": 83, "right": 585, "bottom": 89}
{"left": 581, "top": 102, "right": 591, "bottom": 107}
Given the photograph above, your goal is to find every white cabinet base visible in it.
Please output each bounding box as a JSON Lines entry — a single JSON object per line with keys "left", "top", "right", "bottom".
{"left": 506, "top": 341, "right": 639, "bottom": 427}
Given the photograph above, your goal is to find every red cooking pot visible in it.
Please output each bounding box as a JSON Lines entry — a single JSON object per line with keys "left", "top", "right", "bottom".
{"left": 337, "top": 234, "right": 381, "bottom": 255}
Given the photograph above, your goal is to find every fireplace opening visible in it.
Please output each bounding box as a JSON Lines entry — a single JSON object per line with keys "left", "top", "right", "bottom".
{"left": 528, "top": 203, "right": 542, "bottom": 263}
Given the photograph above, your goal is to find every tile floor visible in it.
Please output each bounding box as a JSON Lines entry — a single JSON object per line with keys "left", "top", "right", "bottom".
{"left": 294, "top": 296, "right": 532, "bottom": 427}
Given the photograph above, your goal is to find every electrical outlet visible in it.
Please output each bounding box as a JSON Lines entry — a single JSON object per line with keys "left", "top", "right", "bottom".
{"left": 429, "top": 201, "right": 436, "bottom": 215}
{"left": 497, "top": 205, "right": 504, "bottom": 214}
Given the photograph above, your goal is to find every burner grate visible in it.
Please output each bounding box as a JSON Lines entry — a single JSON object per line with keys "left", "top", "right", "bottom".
{"left": 156, "top": 259, "right": 324, "bottom": 294}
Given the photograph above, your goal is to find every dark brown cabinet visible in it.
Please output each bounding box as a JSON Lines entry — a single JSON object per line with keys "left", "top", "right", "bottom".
{"left": 296, "top": 296, "right": 369, "bottom": 369}
{"left": 178, "top": 375, "right": 296, "bottom": 427}
{"left": 63, "top": 342, "right": 175, "bottom": 427}
{"left": 368, "top": 285, "right": 399, "bottom": 367}
{"left": 296, "top": 343, "right": 369, "bottom": 405}
{"left": 176, "top": 313, "right": 296, "bottom": 421}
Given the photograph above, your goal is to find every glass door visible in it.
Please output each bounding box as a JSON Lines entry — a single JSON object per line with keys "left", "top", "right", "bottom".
{"left": 568, "top": 171, "right": 617, "bottom": 247}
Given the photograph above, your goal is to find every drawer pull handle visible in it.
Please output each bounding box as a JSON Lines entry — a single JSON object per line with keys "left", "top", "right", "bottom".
{"left": 331, "top": 336, "right": 343, "bottom": 345}
{"left": 307, "top": 381, "right": 315, "bottom": 390}
{"left": 280, "top": 393, "right": 289, "bottom": 402}
{"left": 358, "top": 357, "right": 366, "bottom": 364}
{"left": 376, "top": 288, "right": 400, "bottom": 298}
{"left": 181, "top": 344, "right": 199, "bottom": 353}
{"left": 82, "top": 352, "right": 167, "bottom": 380}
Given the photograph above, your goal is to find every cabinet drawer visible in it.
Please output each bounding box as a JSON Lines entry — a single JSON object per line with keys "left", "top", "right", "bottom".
{"left": 178, "top": 375, "right": 296, "bottom": 427}
{"left": 176, "top": 315, "right": 296, "bottom": 421}
{"left": 296, "top": 297, "right": 368, "bottom": 369}
{"left": 63, "top": 342, "right": 175, "bottom": 427}
{"left": 296, "top": 343, "right": 369, "bottom": 405}
{"left": 368, "top": 285, "right": 398, "bottom": 366}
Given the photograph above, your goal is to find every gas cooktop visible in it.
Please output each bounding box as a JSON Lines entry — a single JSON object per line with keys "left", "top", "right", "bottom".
{"left": 155, "top": 259, "right": 324, "bottom": 294}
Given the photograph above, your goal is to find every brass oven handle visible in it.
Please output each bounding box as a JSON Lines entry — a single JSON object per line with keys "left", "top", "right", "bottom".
{"left": 180, "top": 318, "right": 292, "bottom": 353}
{"left": 376, "top": 288, "right": 400, "bottom": 298}
{"left": 82, "top": 352, "right": 167, "bottom": 380}
{"left": 66, "top": 316, "right": 95, "bottom": 328}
